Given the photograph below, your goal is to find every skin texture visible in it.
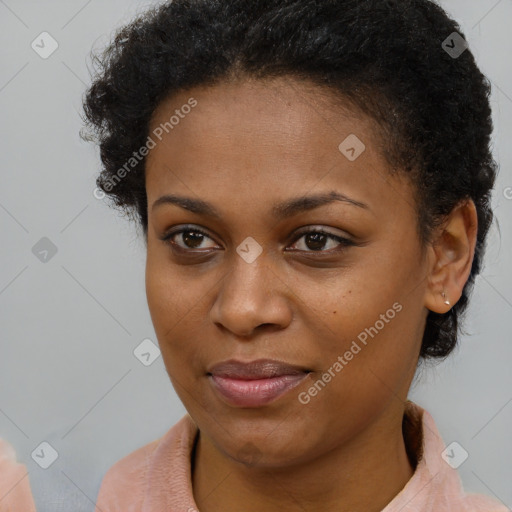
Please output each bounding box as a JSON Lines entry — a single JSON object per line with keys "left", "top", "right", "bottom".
{"left": 144, "top": 77, "right": 478, "bottom": 512}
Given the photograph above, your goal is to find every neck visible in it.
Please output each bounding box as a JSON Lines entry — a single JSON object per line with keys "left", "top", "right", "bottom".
{"left": 192, "top": 401, "right": 416, "bottom": 512}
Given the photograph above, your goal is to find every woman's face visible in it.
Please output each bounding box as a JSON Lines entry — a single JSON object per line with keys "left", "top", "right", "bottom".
{"left": 145, "top": 77, "right": 430, "bottom": 467}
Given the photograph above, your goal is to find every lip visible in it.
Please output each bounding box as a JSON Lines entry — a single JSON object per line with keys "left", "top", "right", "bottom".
{"left": 208, "top": 358, "right": 310, "bottom": 379}
{"left": 207, "top": 359, "right": 311, "bottom": 407}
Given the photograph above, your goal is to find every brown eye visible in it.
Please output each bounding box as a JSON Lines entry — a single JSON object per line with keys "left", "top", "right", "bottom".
{"left": 288, "top": 228, "right": 354, "bottom": 253}
{"left": 162, "top": 226, "right": 218, "bottom": 251}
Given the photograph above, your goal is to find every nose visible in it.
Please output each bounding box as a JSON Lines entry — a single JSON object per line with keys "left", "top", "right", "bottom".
{"left": 209, "top": 255, "right": 293, "bottom": 339}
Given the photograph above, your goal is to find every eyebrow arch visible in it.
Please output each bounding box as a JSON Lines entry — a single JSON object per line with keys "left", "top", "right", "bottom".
{"left": 151, "top": 191, "right": 370, "bottom": 219}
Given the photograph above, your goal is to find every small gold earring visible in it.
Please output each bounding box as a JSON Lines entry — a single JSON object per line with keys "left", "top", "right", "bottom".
{"left": 441, "top": 290, "right": 450, "bottom": 306}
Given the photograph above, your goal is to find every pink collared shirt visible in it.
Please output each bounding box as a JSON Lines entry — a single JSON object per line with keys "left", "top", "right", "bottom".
{"left": 95, "top": 401, "right": 510, "bottom": 511}
{"left": 0, "top": 439, "right": 36, "bottom": 512}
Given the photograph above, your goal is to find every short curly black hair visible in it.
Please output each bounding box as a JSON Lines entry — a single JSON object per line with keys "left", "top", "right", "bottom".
{"left": 81, "top": 0, "right": 498, "bottom": 362}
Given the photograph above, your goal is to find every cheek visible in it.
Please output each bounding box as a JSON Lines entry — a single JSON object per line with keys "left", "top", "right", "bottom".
{"left": 145, "top": 245, "right": 195, "bottom": 329}
{"left": 145, "top": 268, "right": 180, "bottom": 334}
{"left": 145, "top": 255, "right": 213, "bottom": 373}
{"left": 296, "top": 309, "right": 418, "bottom": 442}
{"left": 297, "top": 253, "right": 422, "bottom": 395}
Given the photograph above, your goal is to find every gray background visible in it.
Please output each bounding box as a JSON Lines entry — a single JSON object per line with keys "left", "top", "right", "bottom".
{"left": 0, "top": 0, "right": 510, "bottom": 511}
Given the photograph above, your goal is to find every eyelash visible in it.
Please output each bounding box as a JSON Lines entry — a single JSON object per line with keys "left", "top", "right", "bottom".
{"left": 160, "top": 225, "right": 354, "bottom": 256}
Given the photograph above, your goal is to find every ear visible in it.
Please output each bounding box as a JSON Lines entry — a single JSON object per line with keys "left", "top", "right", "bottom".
{"left": 424, "top": 199, "right": 478, "bottom": 313}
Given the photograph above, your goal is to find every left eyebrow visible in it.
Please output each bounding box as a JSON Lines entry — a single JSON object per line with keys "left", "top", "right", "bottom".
{"left": 151, "top": 190, "right": 370, "bottom": 219}
{"left": 272, "top": 191, "right": 370, "bottom": 219}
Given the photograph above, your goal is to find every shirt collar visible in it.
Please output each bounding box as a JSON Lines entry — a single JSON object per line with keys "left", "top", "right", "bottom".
{"left": 141, "top": 400, "right": 494, "bottom": 511}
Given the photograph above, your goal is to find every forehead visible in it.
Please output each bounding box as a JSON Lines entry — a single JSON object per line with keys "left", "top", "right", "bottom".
{"left": 145, "top": 77, "right": 413, "bottom": 218}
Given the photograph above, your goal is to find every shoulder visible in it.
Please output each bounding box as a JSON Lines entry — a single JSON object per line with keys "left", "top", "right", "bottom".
{"left": 459, "top": 492, "right": 510, "bottom": 511}
{"left": 95, "top": 415, "right": 196, "bottom": 512}
{"left": 95, "top": 437, "right": 160, "bottom": 511}
{"left": 396, "top": 403, "right": 510, "bottom": 512}
{"left": 0, "top": 438, "right": 37, "bottom": 512}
